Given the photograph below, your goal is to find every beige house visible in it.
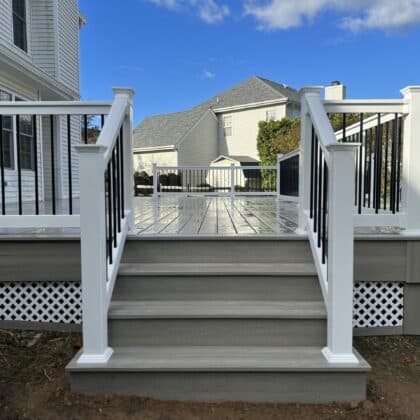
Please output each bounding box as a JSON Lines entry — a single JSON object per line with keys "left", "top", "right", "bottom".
{"left": 133, "top": 76, "right": 300, "bottom": 174}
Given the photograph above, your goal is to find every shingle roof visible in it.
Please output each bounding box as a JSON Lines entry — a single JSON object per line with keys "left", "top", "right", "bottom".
{"left": 133, "top": 76, "right": 299, "bottom": 149}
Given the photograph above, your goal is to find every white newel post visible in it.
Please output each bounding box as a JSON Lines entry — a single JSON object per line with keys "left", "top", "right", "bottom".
{"left": 230, "top": 163, "right": 235, "bottom": 198}
{"left": 75, "top": 144, "right": 113, "bottom": 364}
{"left": 322, "top": 144, "right": 359, "bottom": 364}
{"left": 276, "top": 154, "right": 282, "bottom": 200}
{"left": 401, "top": 86, "right": 420, "bottom": 231}
{"left": 298, "top": 87, "right": 323, "bottom": 232}
{"left": 152, "top": 163, "right": 158, "bottom": 198}
{"left": 113, "top": 88, "right": 136, "bottom": 231}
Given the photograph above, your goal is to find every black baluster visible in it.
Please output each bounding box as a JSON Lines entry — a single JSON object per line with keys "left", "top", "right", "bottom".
{"left": 83, "top": 114, "right": 88, "bottom": 144}
{"left": 375, "top": 114, "right": 382, "bottom": 213}
{"left": 50, "top": 115, "right": 56, "bottom": 215}
{"left": 107, "top": 162, "right": 113, "bottom": 262}
{"left": 119, "top": 127, "right": 124, "bottom": 216}
{"left": 33, "top": 115, "right": 39, "bottom": 215}
{"left": 317, "top": 147, "right": 323, "bottom": 247}
{"left": 115, "top": 142, "right": 121, "bottom": 233}
{"left": 67, "top": 115, "right": 73, "bottom": 215}
{"left": 16, "top": 115, "right": 22, "bottom": 214}
{"left": 0, "top": 115, "right": 5, "bottom": 215}
{"left": 358, "top": 113, "right": 364, "bottom": 214}
{"left": 101, "top": 114, "right": 105, "bottom": 128}
{"left": 342, "top": 113, "right": 346, "bottom": 142}
{"left": 396, "top": 116, "right": 403, "bottom": 211}
{"left": 112, "top": 150, "right": 117, "bottom": 246}
{"left": 322, "top": 160, "right": 328, "bottom": 264}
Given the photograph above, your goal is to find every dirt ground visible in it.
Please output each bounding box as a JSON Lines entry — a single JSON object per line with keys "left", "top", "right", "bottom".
{"left": 0, "top": 329, "right": 419, "bottom": 420}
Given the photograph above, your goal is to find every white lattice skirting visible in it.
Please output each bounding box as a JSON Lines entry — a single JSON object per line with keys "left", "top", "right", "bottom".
{"left": 0, "top": 281, "right": 404, "bottom": 327}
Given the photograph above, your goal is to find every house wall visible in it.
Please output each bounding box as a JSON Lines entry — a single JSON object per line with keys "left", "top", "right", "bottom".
{"left": 217, "top": 103, "right": 288, "bottom": 161}
{"left": 177, "top": 110, "right": 218, "bottom": 166}
{"left": 133, "top": 150, "right": 178, "bottom": 175}
{"left": 0, "top": 0, "right": 82, "bottom": 207}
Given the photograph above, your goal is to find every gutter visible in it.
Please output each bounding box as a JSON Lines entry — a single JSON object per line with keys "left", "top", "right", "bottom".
{"left": 133, "top": 145, "right": 177, "bottom": 153}
{"left": 213, "top": 98, "right": 288, "bottom": 113}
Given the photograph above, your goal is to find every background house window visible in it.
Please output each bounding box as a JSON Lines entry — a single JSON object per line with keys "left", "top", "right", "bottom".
{"left": 223, "top": 115, "right": 232, "bottom": 137}
{"left": 12, "top": 0, "right": 27, "bottom": 52}
{"left": 266, "top": 109, "right": 277, "bottom": 121}
{"left": 0, "top": 90, "right": 14, "bottom": 169}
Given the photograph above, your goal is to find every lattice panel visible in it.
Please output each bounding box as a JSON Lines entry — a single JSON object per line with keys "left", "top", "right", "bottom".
{"left": 353, "top": 282, "right": 404, "bottom": 328}
{"left": 0, "top": 281, "right": 82, "bottom": 324}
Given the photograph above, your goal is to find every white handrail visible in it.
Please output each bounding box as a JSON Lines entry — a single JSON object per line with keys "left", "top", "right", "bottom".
{"left": 323, "top": 99, "right": 407, "bottom": 114}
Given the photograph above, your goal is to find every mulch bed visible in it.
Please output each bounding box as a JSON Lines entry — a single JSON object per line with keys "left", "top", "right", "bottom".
{"left": 0, "top": 329, "right": 419, "bottom": 419}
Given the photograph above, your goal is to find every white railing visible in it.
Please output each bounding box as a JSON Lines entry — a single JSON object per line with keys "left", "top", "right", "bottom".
{"left": 299, "top": 85, "right": 420, "bottom": 364}
{"left": 150, "top": 164, "right": 278, "bottom": 197}
{"left": 0, "top": 100, "right": 111, "bottom": 227}
{"left": 75, "top": 88, "right": 135, "bottom": 364}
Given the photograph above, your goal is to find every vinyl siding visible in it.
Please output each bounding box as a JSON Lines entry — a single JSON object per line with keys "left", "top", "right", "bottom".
{"left": 217, "top": 104, "right": 288, "bottom": 161}
{"left": 178, "top": 110, "right": 218, "bottom": 166}
{"left": 56, "top": 0, "right": 80, "bottom": 94}
{"left": 30, "top": 0, "right": 56, "bottom": 77}
{"left": 0, "top": 0, "right": 12, "bottom": 43}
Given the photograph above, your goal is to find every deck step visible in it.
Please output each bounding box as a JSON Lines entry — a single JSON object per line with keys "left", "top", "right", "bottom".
{"left": 118, "top": 262, "right": 317, "bottom": 276}
{"left": 108, "top": 300, "right": 326, "bottom": 347}
{"left": 108, "top": 300, "right": 326, "bottom": 319}
{"left": 113, "top": 263, "right": 322, "bottom": 301}
{"left": 66, "top": 346, "right": 370, "bottom": 402}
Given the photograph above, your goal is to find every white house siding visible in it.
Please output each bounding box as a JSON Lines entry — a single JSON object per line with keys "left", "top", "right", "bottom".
{"left": 217, "top": 104, "right": 288, "bottom": 161}
{"left": 30, "top": 0, "right": 56, "bottom": 77}
{"left": 58, "top": 115, "right": 80, "bottom": 199}
{"left": 177, "top": 110, "right": 218, "bottom": 166}
{"left": 0, "top": 0, "right": 12, "bottom": 43}
{"left": 134, "top": 151, "right": 178, "bottom": 175}
{"left": 56, "top": 0, "right": 80, "bottom": 94}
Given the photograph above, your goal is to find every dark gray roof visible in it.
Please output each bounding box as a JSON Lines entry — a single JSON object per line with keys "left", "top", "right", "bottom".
{"left": 134, "top": 76, "right": 299, "bottom": 149}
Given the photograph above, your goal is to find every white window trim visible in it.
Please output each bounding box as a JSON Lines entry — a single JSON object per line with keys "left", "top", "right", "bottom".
{"left": 223, "top": 115, "right": 232, "bottom": 137}
{"left": 266, "top": 109, "right": 277, "bottom": 121}
{"left": 10, "top": 0, "right": 32, "bottom": 56}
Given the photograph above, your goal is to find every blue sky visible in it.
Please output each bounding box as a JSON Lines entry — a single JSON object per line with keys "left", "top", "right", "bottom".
{"left": 79, "top": 0, "right": 420, "bottom": 126}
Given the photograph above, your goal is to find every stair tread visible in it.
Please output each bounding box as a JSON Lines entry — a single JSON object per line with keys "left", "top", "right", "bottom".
{"left": 108, "top": 300, "right": 326, "bottom": 319}
{"left": 67, "top": 346, "right": 370, "bottom": 372}
{"left": 118, "top": 263, "right": 317, "bottom": 276}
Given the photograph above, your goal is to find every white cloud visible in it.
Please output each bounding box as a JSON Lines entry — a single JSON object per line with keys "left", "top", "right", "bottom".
{"left": 244, "top": 0, "right": 420, "bottom": 33}
{"left": 203, "top": 70, "right": 216, "bottom": 79}
{"left": 149, "top": 0, "right": 229, "bottom": 24}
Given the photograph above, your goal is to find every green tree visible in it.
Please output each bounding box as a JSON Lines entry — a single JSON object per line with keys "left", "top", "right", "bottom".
{"left": 257, "top": 118, "right": 300, "bottom": 189}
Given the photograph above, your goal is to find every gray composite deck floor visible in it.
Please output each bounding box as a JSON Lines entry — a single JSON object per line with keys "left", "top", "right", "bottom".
{"left": 0, "top": 195, "right": 402, "bottom": 237}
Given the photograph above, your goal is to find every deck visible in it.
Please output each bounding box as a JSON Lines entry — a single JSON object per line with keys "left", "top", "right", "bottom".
{"left": 0, "top": 195, "right": 405, "bottom": 238}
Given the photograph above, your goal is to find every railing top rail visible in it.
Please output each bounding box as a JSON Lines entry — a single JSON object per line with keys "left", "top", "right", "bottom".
{"left": 323, "top": 99, "right": 407, "bottom": 114}
{"left": 0, "top": 101, "right": 112, "bottom": 115}
{"left": 155, "top": 165, "right": 277, "bottom": 170}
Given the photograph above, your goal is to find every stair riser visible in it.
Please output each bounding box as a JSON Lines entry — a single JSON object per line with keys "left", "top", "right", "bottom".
{"left": 68, "top": 371, "right": 366, "bottom": 403}
{"left": 113, "top": 276, "right": 322, "bottom": 301}
{"left": 123, "top": 239, "right": 312, "bottom": 264}
{"left": 109, "top": 319, "right": 326, "bottom": 347}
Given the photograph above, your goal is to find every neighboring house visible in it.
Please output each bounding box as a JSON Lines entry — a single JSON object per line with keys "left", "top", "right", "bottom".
{"left": 0, "top": 0, "right": 84, "bottom": 206}
{"left": 133, "top": 76, "right": 301, "bottom": 174}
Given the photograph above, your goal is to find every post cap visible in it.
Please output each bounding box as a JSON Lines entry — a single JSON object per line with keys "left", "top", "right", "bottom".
{"left": 299, "top": 86, "right": 323, "bottom": 97}
{"left": 112, "top": 87, "right": 135, "bottom": 98}
{"left": 401, "top": 86, "right": 420, "bottom": 97}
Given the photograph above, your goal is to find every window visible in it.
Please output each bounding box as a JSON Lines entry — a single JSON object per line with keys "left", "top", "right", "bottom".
{"left": 12, "top": 0, "right": 27, "bottom": 52}
{"left": 266, "top": 109, "right": 277, "bottom": 121}
{"left": 0, "top": 90, "right": 35, "bottom": 171}
{"left": 0, "top": 90, "right": 14, "bottom": 169}
{"left": 223, "top": 115, "right": 232, "bottom": 137}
